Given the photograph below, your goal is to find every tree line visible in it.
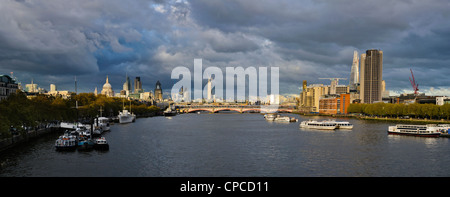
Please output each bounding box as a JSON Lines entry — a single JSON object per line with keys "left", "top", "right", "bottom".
{"left": 0, "top": 91, "right": 160, "bottom": 138}
{"left": 347, "top": 102, "right": 450, "bottom": 120}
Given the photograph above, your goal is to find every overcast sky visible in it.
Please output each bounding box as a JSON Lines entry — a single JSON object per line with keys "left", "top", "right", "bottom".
{"left": 1, "top": 0, "right": 449, "bottom": 96}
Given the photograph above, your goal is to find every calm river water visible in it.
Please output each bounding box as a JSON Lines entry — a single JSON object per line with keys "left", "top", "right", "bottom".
{"left": 1, "top": 113, "right": 450, "bottom": 177}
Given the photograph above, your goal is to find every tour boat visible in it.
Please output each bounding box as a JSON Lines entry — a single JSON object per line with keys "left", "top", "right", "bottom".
{"left": 328, "top": 120, "right": 353, "bottom": 129}
{"left": 55, "top": 133, "right": 78, "bottom": 151}
{"left": 94, "top": 137, "right": 109, "bottom": 150}
{"left": 264, "top": 113, "right": 276, "bottom": 121}
{"left": 274, "top": 115, "right": 291, "bottom": 122}
{"left": 388, "top": 124, "right": 441, "bottom": 137}
{"left": 299, "top": 120, "right": 337, "bottom": 130}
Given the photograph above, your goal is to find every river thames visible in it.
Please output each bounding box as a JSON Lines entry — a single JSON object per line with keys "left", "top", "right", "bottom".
{"left": 1, "top": 113, "right": 450, "bottom": 177}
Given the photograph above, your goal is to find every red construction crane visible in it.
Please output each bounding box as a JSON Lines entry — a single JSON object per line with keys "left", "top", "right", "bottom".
{"left": 409, "top": 68, "right": 419, "bottom": 95}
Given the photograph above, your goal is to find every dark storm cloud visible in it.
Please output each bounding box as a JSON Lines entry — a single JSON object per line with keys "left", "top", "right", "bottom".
{"left": 0, "top": 0, "right": 449, "bottom": 95}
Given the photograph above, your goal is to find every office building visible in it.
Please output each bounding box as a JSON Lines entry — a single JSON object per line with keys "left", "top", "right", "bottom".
{"left": 349, "top": 50, "right": 359, "bottom": 91}
{"left": 0, "top": 74, "right": 19, "bottom": 100}
{"left": 123, "top": 73, "right": 131, "bottom": 95}
{"left": 134, "top": 77, "right": 143, "bottom": 93}
{"left": 360, "top": 49, "right": 383, "bottom": 104}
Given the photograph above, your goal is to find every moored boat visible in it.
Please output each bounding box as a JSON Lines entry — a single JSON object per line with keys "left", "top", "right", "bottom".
{"left": 118, "top": 109, "right": 136, "bottom": 124}
{"left": 388, "top": 124, "right": 441, "bottom": 137}
{"left": 77, "top": 138, "right": 95, "bottom": 151}
{"left": 299, "top": 120, "right": 337, "bottom": 130}
{"left": 55, "top": 132, "right": 78, "bottom": 151}
{"left": 94, "top": 137, "right": 109, "bottom": 150}
{"left": 95, "top": 117, "right": 110, "bottom": 132}
{"left": 163, "top": 107, "right": 177, "bottom": 116}
{"left": 118, "top": 100, "right": 136, "bottom": 124}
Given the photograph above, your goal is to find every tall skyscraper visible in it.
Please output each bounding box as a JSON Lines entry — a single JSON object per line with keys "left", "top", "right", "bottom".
{"left": 123, "top": 73, "right": 131, "bottom": 94}
{"left": 50, "top": 84, "right": 57, "bottom": 92}
{"left": 360, "top": 49, "right": 383, "bottom": 104}
{"left": 134, "top": 77, "right": 143, "bottom": 93}
{"left": 349, "top": 50, "right": 359, "bottom": 91}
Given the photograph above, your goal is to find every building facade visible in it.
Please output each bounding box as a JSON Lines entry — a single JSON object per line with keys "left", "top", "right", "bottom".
{"left": 360, "top": 49, "right": 383, "bottom": 104}
{"left": 0, "top": 75, "right": 18, "bottom": 101}
{"left": 318, "top": 93, "right": 350, "bottom": 115}
{"left": 437, "top": 96, "right": 450, "bottom": 106}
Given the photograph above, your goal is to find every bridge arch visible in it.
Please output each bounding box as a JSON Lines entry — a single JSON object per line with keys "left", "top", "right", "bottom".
{"left": 213, "top": 108, "right": 242, "bottom": 113}
{"left": 241, "top": 108, "right": 262, "bottom": 113}
{"left": 187, "top": 108, "right": 214, "bottom": 113}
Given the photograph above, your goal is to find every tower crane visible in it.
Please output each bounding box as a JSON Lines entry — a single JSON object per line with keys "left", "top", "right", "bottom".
{"left": 409, "top": 69, "right": 419, "bottom": 95}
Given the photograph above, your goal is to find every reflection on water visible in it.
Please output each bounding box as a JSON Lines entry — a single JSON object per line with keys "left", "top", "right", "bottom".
{"left": 1, "top": 113, "right": 450, "bottom": 177}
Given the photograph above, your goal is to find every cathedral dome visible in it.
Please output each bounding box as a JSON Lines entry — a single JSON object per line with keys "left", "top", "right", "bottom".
{"left": 103, "top": 82, "right": 112, "bottom": 89}
{"left": 101, "top": 75, "right": 114, "bottom": 97}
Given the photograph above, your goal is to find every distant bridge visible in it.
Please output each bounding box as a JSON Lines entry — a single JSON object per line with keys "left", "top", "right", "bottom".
{"left": 174, "top": 105, "right": 294, "bottom": 113}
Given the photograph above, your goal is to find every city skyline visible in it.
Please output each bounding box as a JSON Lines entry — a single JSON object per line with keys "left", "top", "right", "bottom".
{"left": 0, "top": 0, "right": 450, "bottom": 96}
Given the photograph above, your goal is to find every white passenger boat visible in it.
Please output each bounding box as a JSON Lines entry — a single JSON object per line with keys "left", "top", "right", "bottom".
{"left": 299, "top": 120, "right": 337, "bottom": 130}
{"left": 264, "top": 113, "right": 276, "bottom": 121}
{"left": 118, "top": 100, "right": 136, "bottom": 124}
{"left": 388, "top": 124, "right": 441, "bottom": 137}
{"left": 274, "top": 116, "right": 291, "bottom": 122}
{"left": 328, "top": 120, "right": 353, "bottom": 129}
{"left": 55, "top": 132, "right": 78, "bottom": 151}
{"left": 118, "top": 109, "right": 136, "bottom": 124}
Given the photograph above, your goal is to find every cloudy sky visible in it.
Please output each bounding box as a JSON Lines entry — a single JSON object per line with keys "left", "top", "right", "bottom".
{"left": 1, "top": 0, "right": 450, "bottom": 97}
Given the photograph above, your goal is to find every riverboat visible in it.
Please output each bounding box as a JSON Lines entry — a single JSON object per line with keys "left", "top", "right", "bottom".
{"left": 387, "top": 124, "right": 441, "bottom": 137}
{"left": 55, "top": 133, "right": 78, "bottom": 151}
{"left": 78, "top": 138, "right": 95, "bottom": 151}
{"left": 94, "top": 137, "right": 109, "bottom": 150}
{"left": 95, "top": 117, "right": 110, "bottom": 132}
{"left": 118, "top": 109, "right": 136, "bottom": 123}
{"left": 264, "top": 113, "right": 276, "bottom": 121}
{"left": 299, "top": 120, "right": 337, "bottom": 130}
{"left": 274, "top": 116, "right": 291, "bottom": 122}
{"left": 328, "top": 120, "right": 353, "bottom": 129}
{"left": 118, "top": 100, "right": 136, "bottom": 124}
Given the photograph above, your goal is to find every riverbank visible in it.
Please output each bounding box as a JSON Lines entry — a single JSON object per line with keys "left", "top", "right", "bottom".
{"left": 294, "top": 111, "right": 450, "bottom": 124}
{"left": 0, "top": 127, "right": 61, "bottom": 154}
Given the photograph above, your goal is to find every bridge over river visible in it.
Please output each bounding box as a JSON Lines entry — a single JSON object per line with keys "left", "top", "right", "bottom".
{"left": 174, "top": 104, "right": 295, "bottom": 113}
